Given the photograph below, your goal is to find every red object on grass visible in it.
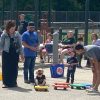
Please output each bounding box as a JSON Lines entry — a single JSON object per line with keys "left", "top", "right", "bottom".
{"left": 53, "top": 82, "right": 70, "bottom": 90}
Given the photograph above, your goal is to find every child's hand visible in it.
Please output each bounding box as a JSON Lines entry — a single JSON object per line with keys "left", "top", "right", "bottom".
{"left": 64, "top": 63, "right": 71, "bottom": 67}
{"left": 19, "top": 54, "right": 24, "bottom": 62}
{"left": 70, "top": 64, "right": 73, "bottom": 66}
{"left": 67, "top": 63, "right": 71, "bottom": 66}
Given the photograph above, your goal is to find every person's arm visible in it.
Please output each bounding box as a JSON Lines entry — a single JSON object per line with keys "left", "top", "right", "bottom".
{"left": 70, "top": 63, "right": 78, "bottom": 67}
{"left": 15, "top": 32, "right": 24, "bottom": 61}
{"left": 64, "top": 62, "right": 71, "bottom": 66}
{"left": 35, "top": 76, "right": 39, "bottom": 86}
{"left": 61, "top": 43, "right": 75, "bottom": 48}
{"left": 17, "top": 33, "right": 23, "bottom": 54}
{"left": 0, "top": 33, "right": 5, "bottom": 50}
{"left": 41, "top": 79, "right": 46, "bottom": 86}
{"left": 65, "top": 61, "right": 78, "bottom": 67}
{"left": 22, "top": 33, "right": 38, "bottom": 51}
{"left": 22, "top": 41, "right": 37, "bottom": 51}
{"left": 70, "top": 57, "right": 78, "bottom": 66}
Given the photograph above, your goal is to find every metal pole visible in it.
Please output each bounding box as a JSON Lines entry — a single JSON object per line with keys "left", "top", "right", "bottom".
{"left": 38, "top": 0, "right": 41, "bottom": 28}
{"left": 98, "top": 24, "right": 100, "bottom": 37}
{"left": 51, "top": 27, "right": 54, "bottom": 34}
{"left": 74, "top": 27, "right": 78, "bottom": 42}
{"left": 59, "top": 27, "right": 62, "bottom": 41}
{"left": 91, "top": 20, "right": 94, "bottom": 33}
{"left": 10, "top": 0, "right": 15, "bottom": 20}
{"left": 34, "top": 0, "right": 39, "bottom": 30}
{"left": 16, "top": 0, "right": 19, "bottom": 27}
{"left": 88, "top": 19, "right": 94, "bottom": 33}
{"left": 48, "top": 0, "right": 51, "bottom": 27}
{"left": 53, "top": 32, "right": 59, "bottom": 64}
{"left": 84, "top": 0, "right": 90, "bottom": 45}
{"left": 2, "top": 0, "right": 4, "bottom": 26}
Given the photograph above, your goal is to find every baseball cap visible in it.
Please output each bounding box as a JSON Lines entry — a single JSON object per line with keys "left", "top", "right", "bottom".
{"left": 28, "top": 22, "right": 35, "bottom": 27}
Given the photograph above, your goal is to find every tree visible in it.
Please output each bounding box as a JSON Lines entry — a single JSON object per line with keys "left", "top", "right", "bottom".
{"left": 0, "top": 0, "right": 100, "bottom": 11}
{"left": 89, "top": 0, "right": 100, "bottom": 11}
{"left": 77, "top": 0, "right": 100, "bottom": 11}
{"left": 54, "top": 0, "right": 81, "bottom": 11}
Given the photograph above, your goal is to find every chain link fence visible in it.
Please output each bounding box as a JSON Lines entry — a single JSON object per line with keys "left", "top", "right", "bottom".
{"left": 0, "top": 11, "right": 100, "bottom": 29}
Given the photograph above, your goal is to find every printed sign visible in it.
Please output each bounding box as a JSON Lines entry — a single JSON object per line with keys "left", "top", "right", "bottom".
{"left": 56, "top": 67, "right": 63, "bottom": 75}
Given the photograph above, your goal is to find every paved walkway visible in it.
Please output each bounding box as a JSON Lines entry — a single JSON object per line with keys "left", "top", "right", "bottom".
{"left": 0, "top": 56, "right": 100, "bottom": 100}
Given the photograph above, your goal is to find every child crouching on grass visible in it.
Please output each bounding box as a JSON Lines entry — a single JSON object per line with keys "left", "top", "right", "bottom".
{"left": 35, "top": 68, "right": 46, "bottom": 86}
{"left": 65, "top": 50, "right": 78, "bottom": 84}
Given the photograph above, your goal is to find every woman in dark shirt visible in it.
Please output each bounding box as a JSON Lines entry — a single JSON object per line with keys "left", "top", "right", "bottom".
{"left": 59, "top": 30, "right": 76, "bottom": 63}
{"left": 0, "top": 20, "right": 24, "bottom": 88}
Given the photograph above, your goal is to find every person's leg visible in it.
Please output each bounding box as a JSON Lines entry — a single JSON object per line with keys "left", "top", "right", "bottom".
{"left": 2, "top": 51, "right": 10, "bottom": 87}
{"left": 34, "top": 79, "right": 38, "bottom": 86}
{"left": 39, "top": 48, "right": 44, "bottom": 61}
{"left": 93, "top": 60, "right": 100, "bottom": 90}
{"left": 24, "top": 57, "right": 31, "bottom": 83}
{"left": 89, "top": 60, "right": 97, "bottom": 86}
{"left": 92, "top": 64, "right": 97, "bottom": 86}
{"left": 10, "top": 54, "right": 19, "bottom": 86}
{"left": 77, "top": 54, "right": 82, "bottom": 68}
{"left": 42, "top": 48, "right": 47, "bottom": 61}
{"left": 39, "top": 44, "right": 45, "bottom": 63}
{"left": 66, "top": 70, "right": 71, "bottom": 83}
{"left": 29, "top": 57, "right": 36, "bottom": 83}
{"left": 71, "top": 70, "right": 75, "bottom": 84}
{"left": 42, "top": 80, "right": 46, "bottom": 86}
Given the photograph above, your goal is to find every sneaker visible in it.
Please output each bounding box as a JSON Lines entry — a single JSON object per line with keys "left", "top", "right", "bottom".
{"left": 2, "top": 85, "right": 8, "bottom": 88}
{"left": 86, "top": 88, "right": 99, "bottom": 93}
{"left": 2, "top": 84, "right": 18, "bottom": 88}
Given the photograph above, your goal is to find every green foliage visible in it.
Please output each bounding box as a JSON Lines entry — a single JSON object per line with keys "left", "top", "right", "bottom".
{"left": 41, "top": 0, "right": 49, "bottom": 11}
{"left": 18, "top": 0, "right": 34, "bottom": 10}
{"left": 0, "top": 0, "right": 11, "bottom": 10}
{"left": 89, "top": 0, "right": 100, "bottom": 11}
{"left": 54, "top": 0, "right": 81, "bottom": 11}
{"left": 0, "top": 0, "right": 100, "bottom": 11}
{"left": 25, "top": 14, "right": 34, "bottom": 21}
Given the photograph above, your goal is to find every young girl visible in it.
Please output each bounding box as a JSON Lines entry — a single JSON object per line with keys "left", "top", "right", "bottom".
{"left": 35, "top": 68, "right": 46, "bottom": 86}
{"left": 65, "top": 51, "right": 78, "bottom": 84}
{"left": 39, "top": 33, "right": 53, "bottom": 63}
